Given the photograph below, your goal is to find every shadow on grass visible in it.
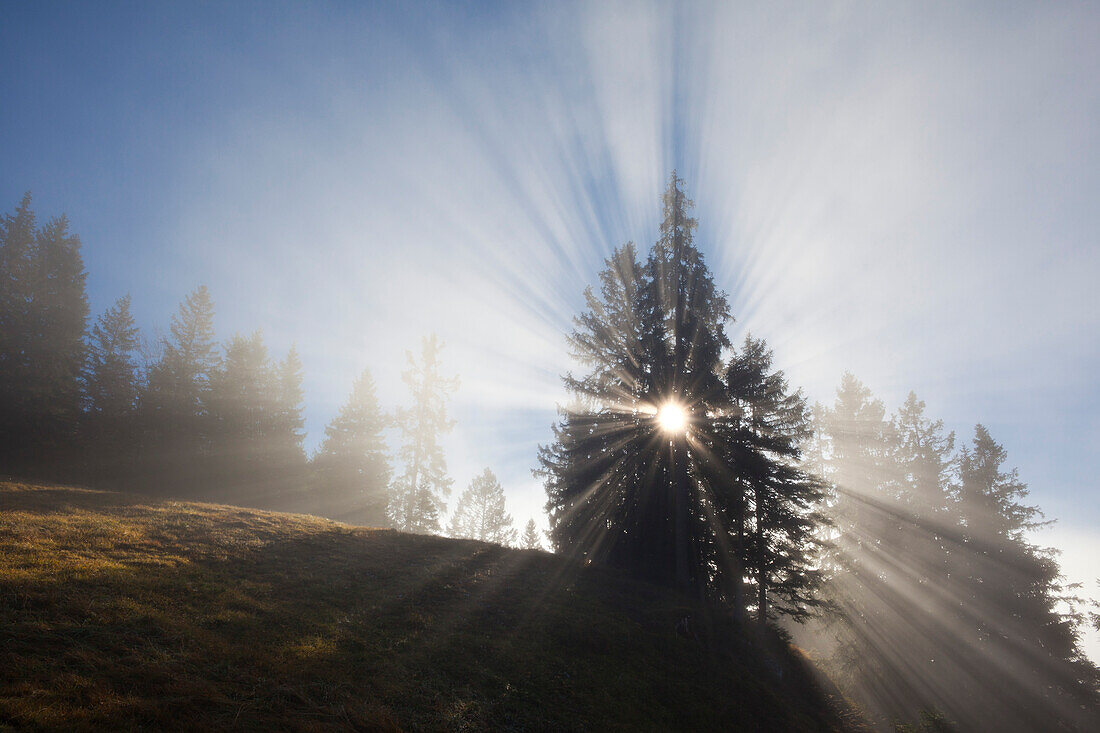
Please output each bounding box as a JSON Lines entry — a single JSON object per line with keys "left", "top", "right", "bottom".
{"left": 0, "top": 483, "right": 856, "bottom": 731}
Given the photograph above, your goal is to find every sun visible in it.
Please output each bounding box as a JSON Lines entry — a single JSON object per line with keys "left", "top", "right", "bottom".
{"left": 656, "top": 402, "right": 688, "bottom": 434}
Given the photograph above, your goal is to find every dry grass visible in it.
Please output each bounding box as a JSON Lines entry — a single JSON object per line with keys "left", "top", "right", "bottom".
{"left": 0, "top": 481, "right": 855, "bottom": 731}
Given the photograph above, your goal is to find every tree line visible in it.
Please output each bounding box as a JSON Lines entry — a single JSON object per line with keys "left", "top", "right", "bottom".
{"left": 3, "top": 181, "right": 1095, "bottom": 729}
{"left": 0, "top": 194, "right": 539, "bottom": 548}
{"left": 537, "top": 173, "right": 1098, "bottom": 731}
{"left": 806, "top": 377, "right": 1097, "bottom": 731}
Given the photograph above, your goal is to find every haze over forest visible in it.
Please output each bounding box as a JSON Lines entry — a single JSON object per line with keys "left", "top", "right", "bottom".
{"left": 2, "top": 1, "right": 1099, "bottom": 730}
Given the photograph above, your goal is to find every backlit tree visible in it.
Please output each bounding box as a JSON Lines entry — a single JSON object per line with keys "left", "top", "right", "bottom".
{"left": 389, "top": 334, "right": 458, "bottom": 534}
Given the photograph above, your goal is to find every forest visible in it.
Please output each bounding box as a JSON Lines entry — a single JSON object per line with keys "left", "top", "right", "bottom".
{"left": 0, "top": 192, "right": 533, "bottom": 549}
{"left": 2, "top": 178, "right": 1098, "bottom": 732}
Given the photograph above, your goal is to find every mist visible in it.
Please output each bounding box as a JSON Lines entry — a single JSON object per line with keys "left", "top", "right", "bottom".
{"left": 2, "top": 1, "right": 1099, "bottom": 730}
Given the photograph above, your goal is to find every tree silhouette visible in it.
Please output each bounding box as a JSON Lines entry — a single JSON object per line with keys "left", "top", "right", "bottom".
{"left": 310, "top": 369, "right": 391, "bottom": 525}
{"left": 207, "top": 331, "right": 274, "bottom": 503}
{"left": 521, "top": 518, "right": 543, "bottom": 550}
{"left": 0, "top": 194, "right": 88, "bottom": 480}
{"left": 266, "top": 346, "right": 307, "bottom": 506}
{"left": 83, "top": 295, "right": 141, "bottom": 486}
{"left": 448, "top": 468, "right": 517, "bottom": 545}
{"left": 140, "top": 286, "right": 218, "bottom": 495}
{"left": 720, "top": 335, "right": 827, "bottom": 622}
{"left": 539, "top": 174, "right": 827, "bottom": 620}
{"left": 389, "top": 334, "right": 458, "bottom": 534}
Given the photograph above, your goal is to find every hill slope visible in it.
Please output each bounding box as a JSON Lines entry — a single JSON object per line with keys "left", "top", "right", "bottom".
{"left": 0, "top": 482, "right": 859, "bottom": 731}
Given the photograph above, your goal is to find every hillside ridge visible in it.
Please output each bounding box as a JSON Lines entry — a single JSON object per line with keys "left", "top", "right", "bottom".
{"left": 0, "top": 482, "right": 861, "bottom": 731}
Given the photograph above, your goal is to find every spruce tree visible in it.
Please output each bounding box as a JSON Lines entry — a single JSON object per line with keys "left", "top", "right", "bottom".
{"left": 389, "top": 334, "right": 458, "bottom": 534}
{"left": 521, "top": 518, "right": 543, "bottom": 550}
{"left": 950, "top": 425, "right": 1099, "bottom": 730}
{"left": 448, "top": 468, "right": 518, "bottom": 545}
{"left": 206, "top": 331, "right": 272, "bottom": 502}
{"left": 0, "top": 195, "right": 88, "bottom": 479}
{"left": 266, "top": 346, "right": 307, "bottom": 507}
{"left": 721, "top": 336, "right": 827, "bottom": 622}
{"left": 542, "top": 174, "right": 734, "bottom": 597}
{"left": 540, "top": 174, "right": 828, "bottom": 620}
{"left": 83, "top": 295, "right": 142, "bottom": 486}
{"left": 813, "top": 375, "right": 902, "bottom": 704}
{"left": 310, "top": 369, "right": 391, "bottom": 525}
{"left": 140, "top": 286, "right": 218, "bottom": 495}
{"left": 813, "top": 379, "right": 1099, "bottom": 731}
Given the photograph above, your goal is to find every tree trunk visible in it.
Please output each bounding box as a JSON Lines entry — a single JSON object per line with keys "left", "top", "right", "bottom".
{"left": 673, "top": 437, "right": 692, "bottom": 596}
{"left": 755, "top": 485, "right": 767, "bottom": 624}
{"left": 733, "top": 485, "right": 745, "bottom": 619}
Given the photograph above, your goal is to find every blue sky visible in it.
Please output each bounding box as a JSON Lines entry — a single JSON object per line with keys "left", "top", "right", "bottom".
{"left": 3, "top": 1, "right": 1099, "bottom": 652}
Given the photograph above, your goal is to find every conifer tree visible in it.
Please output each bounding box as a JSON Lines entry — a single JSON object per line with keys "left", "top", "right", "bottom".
{"left": 83, "top": 295, "right": 142, "bottom": 485}
{"left": 141, "top": 286, "right": 218, "bottom": 494}
{"left": 892, "top": 393, "right": 955, "bottom": 524}
{"left": 266, "top": 346, "right": 307, "bottom": 506}
{"left": 722, "top": 336, "right": 827, "bottom": 622}
{"left": 206, "top": 331, "right": 272, "bottom": 502}
{"left": 813, "top": 379, "right": 1099, "bottom": 731}
{"left": 389, "top": 334, "right": 458, "bottom": 534}
{"left": 0, "top": 195, "right": 88, "bottom": 479}
{"left": 542, "top": 174, "right": 734, "bottom": 597}
{"left": 448, "top": 468, "right": 518, "bottom": 545}
{"left": 812, "top": 375, "right": 902, "bottom": 698}
{"left": 540, "top": 174, "right": 828, "bottom": 619}
{"left": 540, "top": 244, "right": 652, "bottom": 567}
{"left": 950, "top": 424, "right": 1098, "bottom": 730}
{"left": 311, "top": 369, "right": 391, "bottom": 525}
{"left": 521, "top": 518, "right": 543, "bottom": 550}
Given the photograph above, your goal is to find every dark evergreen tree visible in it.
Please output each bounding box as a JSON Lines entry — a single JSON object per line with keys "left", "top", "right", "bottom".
{"left": 540, "top": 174, "right": 828, "bottom": 621}
{"left": 541, "top": 175, "right": 734, "bottom": 598}
{"left": 448, "top": 468, "right": 517, "bottom": 545}
{"left": 389, "top": 334, "right": 458, "bottom": 534}
{"left": 0, "top": 195, "right": 88, "bottom": 479}
{"left": 310, "top": 369, "right": 391, "bottom": 525}
{"left": 83, "top": 295, "right": 142, "bottom": 486}
{"left": 0, "top": 195, "right": 43, "bottom": 478}
{"left": 721, "top": 336, "right": 827, "bottom": 622}
{"left": 538, "top": 243, "right": 651, "bottom": 568}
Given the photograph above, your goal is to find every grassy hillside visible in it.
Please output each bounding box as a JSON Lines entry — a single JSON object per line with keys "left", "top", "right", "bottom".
{"left": 0, "top": 482, "right": 862, "bottom": 731}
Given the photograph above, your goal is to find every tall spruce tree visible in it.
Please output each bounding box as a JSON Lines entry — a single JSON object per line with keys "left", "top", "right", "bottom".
{"left": 140, "top": 286, "right": 218, "bottom": 495}
{"left": 812, "top": 375, "right": 904, "bottom": 710}
{"left": 722, "top": 336, "right": 827, "bottom": 622}
{"left": 950, "top": 424, "right": 1099, "bottom": 731}
{"left": 815, "top": 384, "right": 967, "bottom": 725}
{"left": 0, "top": 195, "right": 88, "bottom": 479}
{"left": 448, "top": 468, "right": 518, "bottom": 545}
{"left": 83, "top": 295, "right": 142, "bottom": 486}
{"left": 310, "top": 369, "right": 391, "bottom": 525}
{"left": 206, "top": 331, "right": 273, "bottom": 503}
{"left": 266, "top": 346, "right": 307, "bottom": 507}
{"left": 389, "top": 334, "right": 458, "bottom": 534}
{"left": 540, "top": 174, "right": 828, "bottom": 620}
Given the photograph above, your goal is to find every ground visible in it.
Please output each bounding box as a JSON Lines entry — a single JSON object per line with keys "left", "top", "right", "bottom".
{"left": 0, "top": 482, "right": 862, "bottom": 731}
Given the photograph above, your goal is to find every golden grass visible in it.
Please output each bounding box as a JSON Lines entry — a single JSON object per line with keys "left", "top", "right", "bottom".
{"left": 0, "top": 481, "right": 858, "bottom": 731}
